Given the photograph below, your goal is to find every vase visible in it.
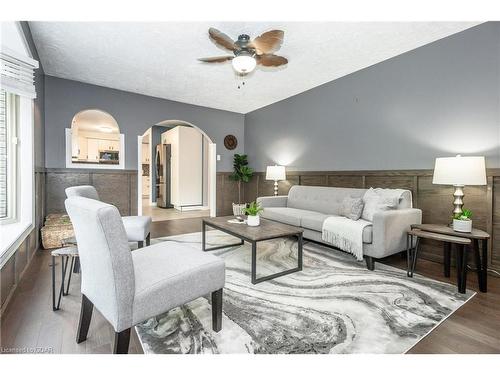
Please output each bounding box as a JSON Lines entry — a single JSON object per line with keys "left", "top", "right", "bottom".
{"left": 232, "top": 203, "right": 247, "bottom": 216}
{"left": 453, "top": 219, "right": 472, "bottom": 233}
{"left": 247, "top": 215, "right": 260, "bottom": 227}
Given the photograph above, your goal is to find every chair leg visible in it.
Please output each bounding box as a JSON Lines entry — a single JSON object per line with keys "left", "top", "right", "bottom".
{"left": 137, "top": 241, "right": 144, "bottom": 248}
{"left": 113, "top": 328, "right": 131, "bottom": 354}
{"left": 365, "top": 256, "right": 375, "bottom": 271}
{"left": 146, "top": 233, "right": 151, "bottom": 246}
{"left": 211, "top": 288, "right": 223, "bottom": 332}
{"left": 76, "top": 294, "right": 94, "bottom": 344}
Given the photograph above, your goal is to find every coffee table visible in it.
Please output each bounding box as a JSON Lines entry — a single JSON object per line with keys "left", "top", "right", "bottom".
{"left": 202, "top": 216, "right": 303, "bottom": 284}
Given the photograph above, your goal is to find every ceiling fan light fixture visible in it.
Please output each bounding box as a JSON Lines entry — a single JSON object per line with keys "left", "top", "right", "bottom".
{"left": 232, "top": 54, "right": 256, "bottom": 74}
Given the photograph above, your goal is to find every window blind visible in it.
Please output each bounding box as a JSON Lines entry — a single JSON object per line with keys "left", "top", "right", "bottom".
{"left": 0, "top": 47, "right": 39, "bottom": 99}
{"left": 0, "top": 90, "right": 7, "bottom": 218}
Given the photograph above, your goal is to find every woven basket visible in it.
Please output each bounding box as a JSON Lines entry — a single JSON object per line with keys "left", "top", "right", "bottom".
{"left": 41, "top": 214, "right": 74, "bottom": 249}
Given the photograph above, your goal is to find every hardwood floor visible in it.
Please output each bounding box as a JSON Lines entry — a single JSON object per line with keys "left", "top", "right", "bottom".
{"left": 1, "top": 217, "right": 499, "bottom": 354}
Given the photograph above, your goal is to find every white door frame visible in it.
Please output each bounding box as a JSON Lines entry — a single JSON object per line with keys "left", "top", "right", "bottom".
{"left": 137, "top": 135, "right": 143, "bottom": 216}
{"left": 137, "top": 133, "right": 216, "bottom": 217}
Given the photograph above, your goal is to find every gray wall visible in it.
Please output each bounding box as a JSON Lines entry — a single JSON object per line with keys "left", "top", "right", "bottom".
{"left": 245, "top": 22, "right": 500, "bottom": 172}
{"left": 44, "top": 76, "right": 245, "bottom": 171}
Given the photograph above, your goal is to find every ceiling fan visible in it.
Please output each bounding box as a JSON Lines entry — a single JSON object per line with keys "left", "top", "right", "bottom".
{"left": 198, "top": 28, "right": 288, "bottom": 75}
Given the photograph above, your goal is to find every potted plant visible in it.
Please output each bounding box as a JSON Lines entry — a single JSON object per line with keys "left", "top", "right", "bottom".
{"left": 243, "top": 201, "right": 263, "bottom": 227}
{"left": 229, "top": 154, "right": 254, "bottom": 215}
{"left": 453, "top": 208, "right": 473, "bottom": 233}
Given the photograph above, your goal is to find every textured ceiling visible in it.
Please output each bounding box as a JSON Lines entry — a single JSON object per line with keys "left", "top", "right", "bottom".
{"left": 29, "top": 22, "right": 480, "bottom": 114}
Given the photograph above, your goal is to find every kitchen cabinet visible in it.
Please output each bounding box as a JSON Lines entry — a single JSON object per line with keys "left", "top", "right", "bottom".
{"left": 141, "top": 145, "right": 151, "bottom": 163}
{"left": 78, "top": 136, "right": 88, "bottom": 160}
{"left": 87, "top": 138, "right": 100, "bottom": 162}
{"left": 142, "top": 176, "right": 150, "bottom": 198}
{"left": 99, "top": 139, "right": 120, "bottom": 151}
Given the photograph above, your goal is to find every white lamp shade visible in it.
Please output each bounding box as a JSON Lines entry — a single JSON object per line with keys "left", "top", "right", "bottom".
{"left": 266, "top": 165, "right": 286, "bottom": 181}
{"left": 432, "top": 155, "right": 487, "bottom": 186}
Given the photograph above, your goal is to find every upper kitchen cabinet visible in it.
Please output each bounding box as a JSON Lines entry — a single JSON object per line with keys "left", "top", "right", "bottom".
{"left": 66, "top": 109, "right": 125, "bottom": 169}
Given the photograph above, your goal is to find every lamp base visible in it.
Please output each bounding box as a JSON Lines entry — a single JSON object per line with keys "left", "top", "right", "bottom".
{"left": 453, "top": 185, "right": 465, "bottom": 217}
{"left": 273, "top": 181, "right": 278, "bottom": 196}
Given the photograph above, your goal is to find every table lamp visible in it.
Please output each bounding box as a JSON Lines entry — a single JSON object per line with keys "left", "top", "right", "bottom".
{"left": 266, "top": 165, "right": 286, "bottom": 196}
{"left": 432, "top": 155, "right": 486, "bottom": 217}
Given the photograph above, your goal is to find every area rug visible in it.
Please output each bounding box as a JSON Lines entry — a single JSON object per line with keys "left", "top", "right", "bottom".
{"left": 135, "top": 230, "right": 475, "bottom": 354}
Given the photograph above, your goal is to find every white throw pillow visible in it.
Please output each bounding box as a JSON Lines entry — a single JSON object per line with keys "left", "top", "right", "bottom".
{"left": 361, "top": 188, "right": 391, "bottom": 221}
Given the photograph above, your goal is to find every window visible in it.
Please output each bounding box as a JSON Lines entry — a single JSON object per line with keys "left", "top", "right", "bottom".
{"left": 0, "top": 89, "right": 18, "bottom": 222}
{"left": 0, "top": 43, "right": 38, "bottom": 259}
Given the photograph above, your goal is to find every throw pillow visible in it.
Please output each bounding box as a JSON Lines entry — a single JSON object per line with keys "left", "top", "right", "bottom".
{"left": 341, "top": 197, "right": 365, "bottom": 221}
{"left": 361, "top": 188, "right": 390, "bottom": 221}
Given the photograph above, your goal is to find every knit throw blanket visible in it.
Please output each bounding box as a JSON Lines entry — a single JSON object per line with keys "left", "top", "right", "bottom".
{"left": 322, "top": 216, "right": 372, "bottom": 261}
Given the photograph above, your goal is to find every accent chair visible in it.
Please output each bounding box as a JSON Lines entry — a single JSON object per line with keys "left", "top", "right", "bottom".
{"left": 65, "top": 185, "right": 152, "bottom": 248}
{"left": 64, "top": 196, "right": 225, "bottom": 353}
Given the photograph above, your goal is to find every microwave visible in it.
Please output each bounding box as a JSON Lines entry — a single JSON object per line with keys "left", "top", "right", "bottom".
{"left": 99, "top": 151, "right": 119, "bottom": 163}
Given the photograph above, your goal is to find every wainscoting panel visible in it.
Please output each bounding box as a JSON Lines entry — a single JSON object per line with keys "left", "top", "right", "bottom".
{"left": 45, "top": 169, "right": 138, "bottom": 216}
{"left": 245, "top": 169, "right": 500, "bottom": 272}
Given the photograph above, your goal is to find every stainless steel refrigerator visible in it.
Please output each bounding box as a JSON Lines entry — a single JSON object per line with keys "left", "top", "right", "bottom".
{"left": 155, "top": 144, "right": 173, "bottom": 208}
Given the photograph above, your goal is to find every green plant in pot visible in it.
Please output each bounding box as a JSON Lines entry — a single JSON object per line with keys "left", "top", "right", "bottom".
{"left": 243, "top": 201, "right": 263, "bottom": 226}
{"left": 229, "top": 154, "right": 254, "bottom": 215}
{"left": 453, "top": 208, "right": 473, "bottom": 233}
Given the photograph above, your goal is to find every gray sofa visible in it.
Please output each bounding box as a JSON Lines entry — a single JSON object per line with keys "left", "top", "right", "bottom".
{"left": 257, "top": 185, "right": 422, "bottom": 270}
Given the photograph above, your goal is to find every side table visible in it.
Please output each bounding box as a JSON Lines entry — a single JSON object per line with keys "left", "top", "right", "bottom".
{"left": 407, "top": 224, "right": 490, "bottom": 293}
{"left": 51, "top": 246, "right": 79, "bottom": 310}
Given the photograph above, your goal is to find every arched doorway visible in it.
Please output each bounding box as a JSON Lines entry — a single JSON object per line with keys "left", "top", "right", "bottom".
{"left": 137, "top": 120, "right": 216, "bottom": 219}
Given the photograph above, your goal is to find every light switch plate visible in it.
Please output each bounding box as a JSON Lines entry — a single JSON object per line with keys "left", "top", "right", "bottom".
{"left": 217, "top": 155, "right": 221, "bottom": 161}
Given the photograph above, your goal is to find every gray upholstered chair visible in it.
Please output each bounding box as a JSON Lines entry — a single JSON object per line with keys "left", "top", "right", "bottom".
{"left": 65, "top": 196, "right": 225, "bottom": 354}
{"left": 65, "top": 185, "right": 152, "bottom": 248}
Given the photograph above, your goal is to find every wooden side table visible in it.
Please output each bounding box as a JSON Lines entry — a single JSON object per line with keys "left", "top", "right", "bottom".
{"left": 407, "top": 224, "right": 490, "bottom": 293}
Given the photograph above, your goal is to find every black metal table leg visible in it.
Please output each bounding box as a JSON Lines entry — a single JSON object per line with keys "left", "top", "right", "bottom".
{"left": 251, "top": 241, "right": 257, "bottom": 284}
{"left": 52, "top": 256, "right": 57, "bottom": 311}
{"left": 54, "top": 256, "right": 69, "bottom": 310}
{"left": 409, "top": 237, "right": 419, "bottom": 277}
{"left": 480, "top": 239, "right": 488, "bottom": 292}
{"left": 297, "top": 233, "right": 303, "bottom": 271}
{"left": 202, "top": 221, "right": 245, "bottom": 251}
{"left": 406, "top": 233, "right": 411, "bottom": 277}
{"left": 456, "top": 244, "right": 467, "bottom": 294}
{"left": 64, "top": 257, "right": 75, "bottom": 296}
{"left": 252, "top": 236, "right": 304, "bottom": 284}
{"left": 443, "top": 242, "right": 451, "bottom": 278}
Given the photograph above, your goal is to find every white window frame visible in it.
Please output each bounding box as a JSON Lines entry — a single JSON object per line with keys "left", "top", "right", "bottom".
{"left": 1, "top": 91, "right": 19, "bottom": 224}
{"left": 0, "top": 95, "right": 34, "bottom": 263}
{"left": 64, "top": 128, "right": 126, "bottom": 170}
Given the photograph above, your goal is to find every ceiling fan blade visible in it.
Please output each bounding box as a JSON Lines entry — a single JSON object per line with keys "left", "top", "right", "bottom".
{"left": 249, "top": 30, "right": 284, "bottom": 54}
{"left": 256, "top": 54, "right": 288, "bottom": 67}
{"left": 198, "top": 56, "right": 234, "bottom": 63}
{"left": 208, "top": 28, "right": 237, "bottom": 52}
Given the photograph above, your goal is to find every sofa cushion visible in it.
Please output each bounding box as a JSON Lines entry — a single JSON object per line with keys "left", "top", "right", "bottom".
{"left": 287, "top": 186, "right": 366, "bottom": 215}
{"left": 263, "top": 207, "right": 373, "bottom": 244}
{"left": 261, "top": 207, "right": 317, "bottom": 227}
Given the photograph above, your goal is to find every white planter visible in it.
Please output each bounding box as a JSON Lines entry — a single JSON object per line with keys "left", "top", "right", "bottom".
{"left": 232, "top": 203, "right": 247, "bottom": 216}
{"left": 247, "top": 215, "right": 260, "bottom": 227}
{"left": 453, "top": 219, "right": 472, "bottom": 233}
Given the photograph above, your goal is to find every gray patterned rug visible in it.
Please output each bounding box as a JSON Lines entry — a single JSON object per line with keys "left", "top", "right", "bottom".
{"left": 135, "top": 230, "right": 475, "bottom": 354}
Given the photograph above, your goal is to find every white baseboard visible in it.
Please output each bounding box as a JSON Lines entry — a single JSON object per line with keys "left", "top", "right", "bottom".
{"left": 174, "top": 205, "right": 208, "bottom": 212}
